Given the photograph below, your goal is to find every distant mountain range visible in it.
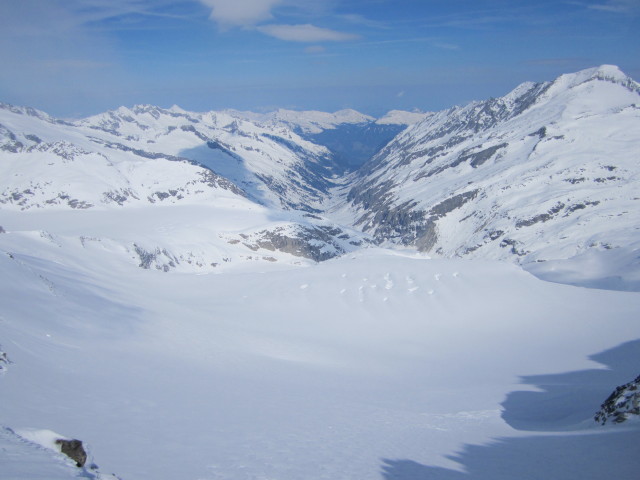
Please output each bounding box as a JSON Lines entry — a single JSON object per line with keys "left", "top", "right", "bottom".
{"left": 1, "top": 65, "right": 639, "bottom": 288}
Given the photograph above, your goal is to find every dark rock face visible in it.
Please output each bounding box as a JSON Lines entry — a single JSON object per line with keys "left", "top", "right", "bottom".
{"left": 594, "top": 375, "right": 640, "bottom": 425}
{"left": 55, "top": 438, "right": 87, "bottom": 467}
{"left": 0, "top": 345, "right": 9, "bottom": 374}
{"left": 238, "top": 224, "right": 366, "bottom": 262}
{"left": 515, "top": 202, "right": 565, "bottom": 228}
{"left": 348, "top": 187, "right": 479, "bottom": 252}
{"left": 133, "top": 244, "right": 178, "bottom": 271}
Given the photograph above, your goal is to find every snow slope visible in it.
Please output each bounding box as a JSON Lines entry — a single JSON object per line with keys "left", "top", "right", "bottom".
{"left": 0, "top": 102, "right": 338, "bottom": 212}
{"left": 376, "top": 109, "right": 429, "bottom": 126}
{"left": 225, "top": 108, "right": 376, "bottom": 135}
{"left": 0, "top": 244, "right": 638, "bottom": 479}
{"left": 226, "top": 107, "right": 423, "bottom": 172}
{"left": 0, "top": 102, "right": 369, "bottom": 270}
{"left": 335, "top": 65, "right": 640, "bottom": 289}
{"left": 1, "top": 65, "right": 640, "bottom": 479}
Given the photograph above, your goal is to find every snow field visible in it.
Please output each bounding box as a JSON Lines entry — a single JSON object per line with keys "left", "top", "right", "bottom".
{"left": 1, "top": 66, "right": 640, "bottom": 479}
{"left": 1, "top": 245, "right": 639, "bottom": 479}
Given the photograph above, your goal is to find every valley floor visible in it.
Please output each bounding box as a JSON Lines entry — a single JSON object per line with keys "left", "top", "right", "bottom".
{"left": 1, "top": 240, "right": 639, "bottom": 479}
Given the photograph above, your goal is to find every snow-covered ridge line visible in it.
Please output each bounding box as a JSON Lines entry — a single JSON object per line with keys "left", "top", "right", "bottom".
{"left": 1, "top": 64, "right": 639, "bottom": 287}
{"left": 334, "top": 65, "right": 640, "bottom": 290}
{"left": 1, "top": 65, "right": 640, "bottom": 480}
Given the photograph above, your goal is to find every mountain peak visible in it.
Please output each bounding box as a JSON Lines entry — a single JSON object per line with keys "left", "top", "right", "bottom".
{"left": 376, "top": 110, "right": 429, "bottom": 126}
{"left": 332, "top": 109, "right": 374, "bottom": 123}
{"left": 168, "top": 104, "right": 187, "bottom": 114}
{"left": 593, "top": 64, "right": 626, "bottom": 78}
{"left": 552, "top": 64, "right": 639, "bottom": 93}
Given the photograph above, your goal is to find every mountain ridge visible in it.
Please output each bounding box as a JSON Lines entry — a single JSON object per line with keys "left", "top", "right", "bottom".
{"left": 1, "top": 64, "right": 639, "bottom": 288}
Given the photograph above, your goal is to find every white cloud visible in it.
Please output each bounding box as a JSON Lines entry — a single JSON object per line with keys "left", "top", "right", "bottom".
{"left": 256, "top": 24, "right": 359, "bottom": 42}
{"left": 199, "top": 0, "right": 283, "bottom": 27}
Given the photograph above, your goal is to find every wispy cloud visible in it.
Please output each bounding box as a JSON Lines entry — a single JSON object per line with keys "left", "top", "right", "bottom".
{"left": 338, "top": 13, "right": 388, "bottom": 29}
{"left": 587, "top": 0, "right": 640, "bottom": 13}
{"left": 422, "top": 14, "right": 513, "bottom": 29}
{"left": 199, "top": 0, "right": 283, "bottom": 28}
{"left": 432, "top": 42, "right": 459, "bottom": 50}
{"left": 256, "top": 24, "right": 359, "bottom": 42}
{"left": 197, "top": 0, "right": 361, "bottom": 43}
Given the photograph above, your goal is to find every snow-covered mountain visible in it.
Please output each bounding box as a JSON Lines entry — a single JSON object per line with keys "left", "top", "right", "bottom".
{"left": 1, "top": 102, "right": 341, "bottom": 212}
{"left": 226, "top": 107, "right": 425, "bottom": 172}
{"left": 77, "top": 104, "right": 341, "bottom": 211}
{"left": 1, "top": 66, "right": 640, "bottom": 480}
{"left": 0, "top": 102, "right": 369, "bottom": 271}
{"left": 376, "top": 109, "right": 429, "bottom": 126}
{"left": 225, "top": 107, "right": 376, "bottom": 134}
{"left": 334, "top": 65, "right": 640, "bottom": 289}
{"left": 2, "top": 65, "right": 639, "bottom": 286}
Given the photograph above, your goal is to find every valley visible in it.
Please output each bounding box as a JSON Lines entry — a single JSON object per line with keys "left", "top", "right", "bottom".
{"left": 0, "top": 65, "right": 639, "bottom": 480}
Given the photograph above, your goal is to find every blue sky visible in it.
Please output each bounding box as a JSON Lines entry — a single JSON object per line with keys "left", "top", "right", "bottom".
{"left": 0, "top": 0, "right": 638, "bottom": 118}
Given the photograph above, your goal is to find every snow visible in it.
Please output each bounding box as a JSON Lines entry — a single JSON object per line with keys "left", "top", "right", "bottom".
{"left": 0, "top": 239, "right": 639, "bottom": 479}
{"left": 224, "top": 108, "right": 375, "bottom": 134}
{"left": 334, "top": 65, "right": 640, "bottom": 289}
{"left": 376, "top": 110, "right": 429, "bottom": 126}
{"left": 0, "top": 426, "right": 120, "bottom": 479}
{"left": 1, "top": 65, "right": 640, "bottom": 479}
{"left": 13, "top": 428, "right": 69, "bottom": 452}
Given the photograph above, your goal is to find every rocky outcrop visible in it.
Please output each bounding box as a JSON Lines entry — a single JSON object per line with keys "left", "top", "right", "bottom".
{"left": 55, "top": 438, "right": 87, "bottom": 467}
{"left": 595, "top": 375, "right": 640, "bottom": 425}
{"left": 349, "top": 189, "right": 479, "bottom": 252}
{"left": 236, "top": 223, "right": 368, "bottom": 262}
{"left": 0, "top": 345, "right": 9, "bottom": 374}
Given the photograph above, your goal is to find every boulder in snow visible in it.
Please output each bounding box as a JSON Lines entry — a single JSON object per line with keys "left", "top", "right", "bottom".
{"left": 55, "top": 438, "right": 87, "bottom": 467}
{"left": 595, "top": 375, "right": 640, "bottom": 425}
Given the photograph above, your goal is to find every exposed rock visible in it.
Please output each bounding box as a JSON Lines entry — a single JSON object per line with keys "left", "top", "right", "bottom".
{"left": 595, "top": 374, "right": 640, "bottom": 425}
{"left": 55, "top": 438, "right": 87, "bottom": 467}
{"left": 515, "top": 202, "right": 565, "bottom": 228}
{"left": 25, "top": 134, "right": 42, "bottom": 144}
{"left": 465, "top": 143, "right": 508, "bottom": 168}
{"left": 529, "top": 126, "right": 547, "bottom": 138}
{"left": 499, "top": 238, "right": 529, "bottom": 256}
{"left": 0, "top": 345, "right": 10, "bottom": 374}
{"left": 133, "top": 244, "right": 178, "bottom": 271}
{"left": 429, "top": 190, "right": 479, "bottom": 218}
{"left": 564, "top": 200, "right": 600, "bottom": 216}
{"left": 349, "top": 189, "right": 479, "bottom": 252}
{"left": 103, "top": 188, "right": 140, "bottom": 205}
{"left": 240, "top": 225, "right": 346, "bottom": 262}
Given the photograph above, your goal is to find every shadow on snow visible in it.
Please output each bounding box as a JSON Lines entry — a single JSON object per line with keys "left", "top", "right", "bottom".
{"left": 380, "top": 340, "right": 640, "bottom": 480}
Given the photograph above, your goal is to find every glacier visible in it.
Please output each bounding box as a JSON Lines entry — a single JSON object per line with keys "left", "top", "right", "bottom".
{"left": 0, "top": 65, "right": 639, "bottom": 479}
